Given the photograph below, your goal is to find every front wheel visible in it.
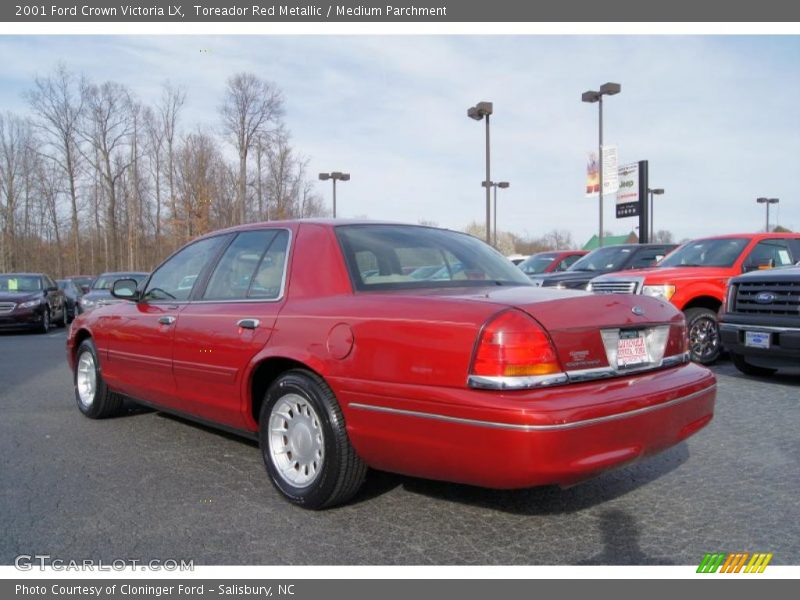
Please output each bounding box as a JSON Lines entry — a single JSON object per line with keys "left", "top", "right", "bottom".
{"left": 685, "top": 307, "right": 721, "bottom": 365}
{"left": 37, "top": 309, "right": 50, "bottom": 334}
{"left": 259, "top": 369, "right": 366, "bottom": 509}
{"left": 731, "top": 352, "right": 777, "bottom": 377}
{"left": 74, "top": 339, "right": 123, "bottom": 418}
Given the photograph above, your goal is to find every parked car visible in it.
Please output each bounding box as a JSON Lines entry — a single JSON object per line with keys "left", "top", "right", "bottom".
{"left": 518, "top": 250, "right": 588, "bottom": 277}
{"left": 78, "top": 272, "right": 148, "bottom": 314}
{"left": 719, "top": 265, "right": 800, "bottom": 376}
{"left": 67, "top": 221, "right": 716, "bottom": 509}
{"left": 56, "top": 278, "right": 84, "bottom": 323}
{"left": 65, "top": 275, "right": 95, "bottom": 294}
{"left": 0, "top": 273, "right": 67, "bottom": 333}
{"left": 589, "top": 233, "right": 800, "bottom": 364}
{"left": 530, "top": 243, "right": 676, "bottom": 290}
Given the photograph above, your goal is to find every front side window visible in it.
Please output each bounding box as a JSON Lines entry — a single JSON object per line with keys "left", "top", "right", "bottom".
{"left": 336, "top": 225, "right": 531, "bottom": 290}
{"left": 143, "top": 235, "right": 229, "bottom": 302}
{"left": 743, "top": 239, "right": 795, "bottom": 270}
{"left": 202, "top": 229, "right": 289, "bottom": 301}
{"left": 659, "top": 238, "right": 749, "bottom": 268}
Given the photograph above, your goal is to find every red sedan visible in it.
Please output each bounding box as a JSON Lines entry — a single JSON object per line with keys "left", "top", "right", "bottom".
{"left": 67, "top": 221, "right": 716, "bottom": 509}
{"left": 517, "top": 250, "right": 588, "bottom": 276}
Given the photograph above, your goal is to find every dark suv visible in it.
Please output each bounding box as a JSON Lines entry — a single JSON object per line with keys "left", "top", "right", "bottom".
{"left": 720, "top": 265, "right": 800, "bottom": 376}
{"left": 0, "top": 273, "right": 67, "bottom": 333}
{"left": 529, "top": 243, "right": 676, "bottom": 290}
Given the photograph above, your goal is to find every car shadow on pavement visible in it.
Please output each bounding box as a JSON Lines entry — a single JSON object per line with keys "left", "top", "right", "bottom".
{"left": 356, "top": 442, "right": 690, "bottom": 515}
{"left": 576, "top": 508, "right": 676, "bottom": 565}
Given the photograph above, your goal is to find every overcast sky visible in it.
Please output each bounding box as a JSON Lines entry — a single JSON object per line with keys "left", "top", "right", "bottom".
{"left": 0, "top": 35, "right": 797, "bottom": 245}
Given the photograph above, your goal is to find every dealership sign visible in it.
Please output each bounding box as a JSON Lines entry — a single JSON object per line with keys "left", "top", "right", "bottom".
{"left": 616, "top": 162, "right": 639, "bottom": 217}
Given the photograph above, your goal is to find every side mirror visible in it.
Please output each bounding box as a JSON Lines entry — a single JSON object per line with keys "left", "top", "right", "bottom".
{"left": 111, "top": 278, "right": 140, "bottom": 301}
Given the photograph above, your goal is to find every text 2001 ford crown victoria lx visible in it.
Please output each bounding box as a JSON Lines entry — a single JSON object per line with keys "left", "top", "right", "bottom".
{"left": 67, "top": 221, "right": 716, "bottom": 509}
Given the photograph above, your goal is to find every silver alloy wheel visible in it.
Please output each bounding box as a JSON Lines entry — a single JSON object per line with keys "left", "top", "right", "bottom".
{"left": 76, "top": 351, "right": 97, "bottom": 408}
{"left": 268, "top": 393, "right": 325, "bottom": 488}
{"left": 689, "top": 316, "right": 719, "bottom": 360}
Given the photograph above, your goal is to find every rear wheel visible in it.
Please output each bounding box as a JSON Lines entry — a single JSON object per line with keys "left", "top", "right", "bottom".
{"left": 74, "top": 339, "right": 123, "bottom": 418}
{"left": 731, "top": 352, "right": 777, "bottom": 377}
{"left": 37, "top": 309, "right": 50, "bottom": 334}
{"left": 685, "top": 307, "right": 721, "bottom": 364}
{"left": 259, "top": 369, "right": 366, "bottom": 509}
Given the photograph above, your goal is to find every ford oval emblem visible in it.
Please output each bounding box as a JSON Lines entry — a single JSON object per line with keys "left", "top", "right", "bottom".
{"left": 632, "top": 306, "right": 645, "bottom": 316}
{"left": 755, "top": 292, "right": 776, "bottom": 304}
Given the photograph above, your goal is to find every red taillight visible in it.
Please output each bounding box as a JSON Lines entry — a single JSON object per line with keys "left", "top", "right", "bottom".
{"left": 471, "top": 309, "right": 562, "bottom": 378}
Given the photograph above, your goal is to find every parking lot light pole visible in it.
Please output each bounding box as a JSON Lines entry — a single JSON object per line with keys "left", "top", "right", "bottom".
{"left": 319, "top": 172, "right": 350, "bottom": 218}
{"left": 467, "top": 101, "right": 494, "bottom": 243}
{"left": 756, "top": 197, "right": 779, "bottom": 232}
{"left": 582, "top": 82, "right": 621, "bottom": 248}
{"left": 483, "top": 181, "right": 510, "bottom": 247}
{"left": 648, "top": 188, "right": 664, "bottom": 240}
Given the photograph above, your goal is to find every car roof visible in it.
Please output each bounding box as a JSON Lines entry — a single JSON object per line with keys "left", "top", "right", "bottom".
{"left": 686, "top": 232, "right": 800, "bottom": 241}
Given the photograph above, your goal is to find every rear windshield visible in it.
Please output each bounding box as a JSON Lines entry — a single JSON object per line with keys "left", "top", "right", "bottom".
{"left": 336, "top": 225, "right": 532, "bottom": 291}
{"left": 659, "top": 238, "right": 749, "bottom": 268}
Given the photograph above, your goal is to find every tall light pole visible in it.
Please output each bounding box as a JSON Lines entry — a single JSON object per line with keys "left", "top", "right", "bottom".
{"left": 582, "top": 82, "right": 621, "bottom": 248}
{"left": 467, "top": 101, "right": 494, "bottom": 243}
{"left": 318, "top": 171, "right": 350, "bottom": 218}
{"left": 482, "top": 181, "right": 510, "bottom": 247}
{"left": 648, "top": 188, "right": 664, "bottom": 240}
{"left": 481, "top": 181, "right": 511, "bottom": 248}
{"left": 756, "top": 197, "right": 779, "bottom": 232}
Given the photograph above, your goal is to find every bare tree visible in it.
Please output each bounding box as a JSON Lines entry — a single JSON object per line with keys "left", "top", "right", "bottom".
{"left": 219, "top": 72, "right": 283, "bottom": 224}
{"left": 25, "top": 64, "right": 85, "bottom": 273}
{"left": 652, "top": 229, "right": 675, "bottom": 244}
{"left": 157, "top": 82, "right": 186, "bottom": 241}
{"left": 0, "top": 113, "right": 35, "bottom": 271}
{"left": 79, "top": 81, "right": 135, "bottom": 270}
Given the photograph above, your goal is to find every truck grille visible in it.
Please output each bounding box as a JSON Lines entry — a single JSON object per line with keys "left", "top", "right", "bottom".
{"left": 0, "top": 302, "right": 16, "bottom": 314}
{"left": 591, "top": 281, "right": 638, "bottom": 295}
{"left": 733, "top": 281, "right": 800, "bottom": 315}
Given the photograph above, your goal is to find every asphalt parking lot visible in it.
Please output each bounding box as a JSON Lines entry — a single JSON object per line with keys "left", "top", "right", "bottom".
{"left": 1, "top": 328, "right": 797, "bottom": 566}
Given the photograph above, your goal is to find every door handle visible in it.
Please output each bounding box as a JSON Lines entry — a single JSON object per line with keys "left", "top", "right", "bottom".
{"left": 158, "top": 316, "right": 176, "bottom": 325}
{"left": 237, "top": 318, "right": 260, "bottom": 330}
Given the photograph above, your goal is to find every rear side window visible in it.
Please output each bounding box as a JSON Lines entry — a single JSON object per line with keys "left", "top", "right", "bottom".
{"left": 202, "top": 229, "right": 289, "bottom": 301}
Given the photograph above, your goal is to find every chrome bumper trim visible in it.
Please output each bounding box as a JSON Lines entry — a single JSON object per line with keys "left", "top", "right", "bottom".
{"left": 467, "top": 373, "right": 569, "bottom": 390}
{"left": 720, "top": 323, "right": 800, "bottom": 334}
{"left": 349, "top": 384, "right": 716, "bottom": 432}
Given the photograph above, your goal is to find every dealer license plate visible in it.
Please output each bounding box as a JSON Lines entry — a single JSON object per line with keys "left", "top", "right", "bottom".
{"left": 745, "top": 331, "right": 771, "bottom": 349}
{"left": 617, "top": 329, "right": 649, "bottom": 367}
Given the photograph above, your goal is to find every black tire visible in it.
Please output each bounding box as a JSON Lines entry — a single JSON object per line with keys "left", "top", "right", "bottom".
{"left": 55, "top": 302, "right": 67, "bottom": 327}
{"left": 685, "top": 307, "right": 721, "bottom": 365}
{"left": 731, "top": 352, "right": 778, "bottom": 377}
{"left": 259, "top": 369, "right": 366, "bottom": 509}
{"left": 37, "top": 308, "right": 50, "bottom": 334}
{"left": 73, "top": 339, "right": 123, "bottom": 419}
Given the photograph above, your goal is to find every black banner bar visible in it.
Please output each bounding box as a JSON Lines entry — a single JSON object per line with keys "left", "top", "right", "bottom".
{"left": 4, "top": 0, "right": 800, "bottom": 22}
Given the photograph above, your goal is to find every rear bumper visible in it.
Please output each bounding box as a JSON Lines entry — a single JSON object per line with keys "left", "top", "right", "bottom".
{"left": 336, "top": 363, "right": 716, "bottom": 489}
{"left": 720, "top": 321, "right": 800, "bottom": 367}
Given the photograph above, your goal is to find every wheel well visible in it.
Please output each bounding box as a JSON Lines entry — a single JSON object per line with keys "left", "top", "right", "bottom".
{"left": 73, "top": 329, "right": 92, "bottom": 359}
{"left": 683, "top": 296, "right": 721, "bottom": 313}
{"left": 250, "top": 357, "right": 318, "bottom": 424}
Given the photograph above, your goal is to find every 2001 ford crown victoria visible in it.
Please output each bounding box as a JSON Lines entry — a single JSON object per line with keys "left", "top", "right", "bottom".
{"left": 66, "top": 221, "right": 717, "bottom": 509}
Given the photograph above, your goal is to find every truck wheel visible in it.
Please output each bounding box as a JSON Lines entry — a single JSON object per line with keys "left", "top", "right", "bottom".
{"left": 731, "top": 352, "right": 777, "bottom": 377}
{"left": 685, "top": 307, "right": 721, "bottom": 364}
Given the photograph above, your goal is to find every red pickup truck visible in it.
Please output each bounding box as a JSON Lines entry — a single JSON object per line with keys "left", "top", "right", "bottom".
{"left": 589, "top": 233, "right": 800, "bottom": 364}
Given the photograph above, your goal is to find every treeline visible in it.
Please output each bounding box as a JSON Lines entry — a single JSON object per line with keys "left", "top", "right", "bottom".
{"left": 0, "top": 65, "right": 326, "bottom": 277}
